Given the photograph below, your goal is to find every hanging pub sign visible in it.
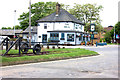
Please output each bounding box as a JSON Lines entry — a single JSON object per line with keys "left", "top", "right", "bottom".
{"left": 90, "top": 23, "right": 95, "bottom": 32}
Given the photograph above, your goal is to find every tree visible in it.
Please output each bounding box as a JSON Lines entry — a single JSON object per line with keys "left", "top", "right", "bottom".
{"left": 110, "top": 22, "right": 120, "bottom": 39}
{"left": 2, "top": 27, "right": 7, "bottom": 29}
{"left": 7, "top": 27, "right": 12, "bottom": 29}
{"left": 18, "top": 2, "right": 66, "bottom": 30}
{"left": 104, "top": 22, "right": 120, "bottom": 43}
{"left": 104, "top": 31, "right": 112, "bottom": 43}
{"left": 69, "top": 3, "right": 103, "bottom": 32}
{"left": 1, "top": 27, "right": 12, "bottom": 29}
{"left": 12, "top": 25, "right": 21, "bottom": 29}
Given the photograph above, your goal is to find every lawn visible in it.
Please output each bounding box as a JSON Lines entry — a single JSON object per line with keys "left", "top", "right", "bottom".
{"left": 107, "top": 43, "right": 120, "bottom": 45}
{"left": 0, "top": 48, "right": 99, "bottom": 66}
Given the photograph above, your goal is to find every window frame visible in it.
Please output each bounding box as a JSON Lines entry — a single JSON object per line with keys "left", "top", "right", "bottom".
{"left": 44, "top": 24, "right": 47, "bottom": 29}
{"left": 67, "top": 34, "right": 74, "bottom": 42}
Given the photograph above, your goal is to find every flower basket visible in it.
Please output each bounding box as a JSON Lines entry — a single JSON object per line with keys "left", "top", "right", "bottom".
{"left": 81, "top": 42, "right": 85, "bottom": 45}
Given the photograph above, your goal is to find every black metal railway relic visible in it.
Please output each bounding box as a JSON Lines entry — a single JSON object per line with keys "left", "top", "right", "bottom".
{"left": 1, "top": 37, "right": 58, "bottom": 56}
{"left": 1, "top": 37, "right": 41, "bottom": 56}
{"left": 21, "top": 43, "right": 41, "bottom": 55}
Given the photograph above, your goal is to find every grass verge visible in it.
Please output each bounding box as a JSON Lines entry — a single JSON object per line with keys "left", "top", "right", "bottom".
{"left": 1, "top": 48, "right": 99, "bottom": 66}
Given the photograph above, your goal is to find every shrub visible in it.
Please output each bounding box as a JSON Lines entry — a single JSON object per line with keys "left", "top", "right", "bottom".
{"left": 100, "top": 38, "right": 102, "bottom": 42}
{"left": 104, "top": 32, "right": 112, "bottom": 43}
{"left": 103, "top": 39, "right": 106, "bottom": 42}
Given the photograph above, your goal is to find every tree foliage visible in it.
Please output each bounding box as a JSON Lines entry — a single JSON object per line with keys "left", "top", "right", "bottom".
{"left": 1, "top": 25, "right": 21, "bottom": 30}
{"left": 2, "top": 27, "right": 12, "bottom": 29}
{"left": 104, "top": 22, "right": 120, "bottom": 43}
{"left": 18, "top": 2, "right": 66, "bottom": 30}
{"left": 104, "top": 31, "right": 112, "bottom": 43}
{"left": 12, "top": 25, "right": 22, "bottom": 29}
{"left": 110, "top": 22, "right": 120, "bottom": 39}
{"left": 69, "top": 3, "right": 103, "bottom": 32}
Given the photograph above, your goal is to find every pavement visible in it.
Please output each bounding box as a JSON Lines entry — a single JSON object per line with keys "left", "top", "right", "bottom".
{"left": 0, "top": 45, "right": 119, "bottom": 78}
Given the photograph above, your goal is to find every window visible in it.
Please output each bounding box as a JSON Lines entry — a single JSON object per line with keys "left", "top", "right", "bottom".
{"left": 50, "top": 33, "right": 59, "bottom": 40}
{"left": 37, "top": 23, "right": 40, "bottom": 26}
{"left": 67, "top": 34, "right": 74, "bottom": 42}
{"left": 75, "top": 24, "right": 79, "bottom": 29}
{"left": 61, "top": 33, "right": 64, "bottom": 38}
{"left": 44, "top": 24, "right": 47, "bottom": 29}
{"left": 60, "top": 33, "right": 65, "bottom": 40}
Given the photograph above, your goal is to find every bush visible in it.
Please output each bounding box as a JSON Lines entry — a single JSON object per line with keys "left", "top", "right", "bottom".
{"left": 100, "top": 38, "right": 102, "bottom": 42}
{"left": 103, "top": 39, "right": 106, "bottom": 42}
{"left": 104, "top": 32, "right": 112, "bottom": 43}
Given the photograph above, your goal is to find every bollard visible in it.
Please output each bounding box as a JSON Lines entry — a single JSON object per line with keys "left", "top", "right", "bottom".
{"left": 52, "top": 46, "right": 55, "bottom": 49}
{"left": 47, "top": 45, "right": 49, "bottom": 49}
{"left": 96, "top": 41, "right": 97, "bottom": 47}
{"left": 58, "top": 47, "right": 60, "bottom": 49}
{"left": 41, "top": 45, "right": 43, "bottom": 48}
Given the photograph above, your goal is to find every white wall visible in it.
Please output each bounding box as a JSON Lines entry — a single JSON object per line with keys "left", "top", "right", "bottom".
{"left": 37, "top": 22, "right": 54, "bottom": 42}
{"left": 37, "top": 22, "right": 84, "bottom": 42}
{"left": 54, "top": 22, "right": 74, "bottom": 30}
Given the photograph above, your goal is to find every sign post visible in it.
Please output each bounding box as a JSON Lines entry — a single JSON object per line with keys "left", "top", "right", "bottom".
{"left": 90, "top": 23, "right": 95, "bottom": 46}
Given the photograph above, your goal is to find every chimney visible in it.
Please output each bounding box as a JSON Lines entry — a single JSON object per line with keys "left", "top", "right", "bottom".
{"left": 56, "top": 3, "right": 60, "bottom": 16}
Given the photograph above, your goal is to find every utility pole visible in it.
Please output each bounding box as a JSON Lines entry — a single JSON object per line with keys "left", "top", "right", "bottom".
{"left": 29, "top": 0, "right": 31, "bottom": 47}
{"left": 14, "top": 10, "right": 16, "bottom": 38}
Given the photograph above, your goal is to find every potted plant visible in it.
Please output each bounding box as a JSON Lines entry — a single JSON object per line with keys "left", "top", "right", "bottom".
{"left": 81, "top": 41, "right": 85, "bottom": 45}
{"left": 100, "top": 38, "right": 102, "bottom": 42}
{"left": 87, "top": 41, "right": 90, "bottom": 45}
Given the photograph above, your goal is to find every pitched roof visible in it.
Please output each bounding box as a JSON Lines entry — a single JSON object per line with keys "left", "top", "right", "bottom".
{"left": 0, "top": 29, "right": 22, "bottom": 35}
{"left": 23, "top": 26, "right": 37, "bottom": 33}
{"left": 37, "top": 9, "right": 84, "bottom": 24}
{"left": 104, "top": 26, "right": 113, "bottom": 32}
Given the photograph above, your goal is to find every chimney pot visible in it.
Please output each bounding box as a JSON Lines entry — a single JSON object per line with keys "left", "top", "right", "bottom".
{"left": 56, "top": 3, "right": 60, "bottom": 16}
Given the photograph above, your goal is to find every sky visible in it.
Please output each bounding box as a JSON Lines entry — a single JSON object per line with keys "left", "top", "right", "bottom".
{"left": 0, "top": 0, "right": 119, "bottom": 29}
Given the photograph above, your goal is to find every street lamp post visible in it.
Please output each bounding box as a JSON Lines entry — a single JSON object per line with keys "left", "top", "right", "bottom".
{"left": 14, "top": 10, "right": 16, "bottom": 38}
{"left": 29, "top": 0, "right": 31, "bottom": 47}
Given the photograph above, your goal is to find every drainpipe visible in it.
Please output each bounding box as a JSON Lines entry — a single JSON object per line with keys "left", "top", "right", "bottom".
{"left": 75, "top": 32, "right": 76, "bottom": 45}
{"left": 53, "top": 22, "right": 55, "bottom": 30}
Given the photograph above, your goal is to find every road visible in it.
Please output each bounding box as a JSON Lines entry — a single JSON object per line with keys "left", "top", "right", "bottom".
{"left": 0, "top": 45, "right": 119, "bottom": 78}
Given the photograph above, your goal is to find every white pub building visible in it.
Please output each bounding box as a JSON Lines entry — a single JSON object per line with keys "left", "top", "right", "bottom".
{"left": 36, "top": 3, "right": 90, "bottom": 45}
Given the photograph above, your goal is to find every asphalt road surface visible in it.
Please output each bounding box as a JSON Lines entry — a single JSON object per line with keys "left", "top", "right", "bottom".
{"left": 0, "top": 45, "right": 119, "bottom": 78}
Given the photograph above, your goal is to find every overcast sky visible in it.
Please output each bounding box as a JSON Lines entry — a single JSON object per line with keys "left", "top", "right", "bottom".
{"left": 0, "top": 0, "right": 119, "bottom": 29}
